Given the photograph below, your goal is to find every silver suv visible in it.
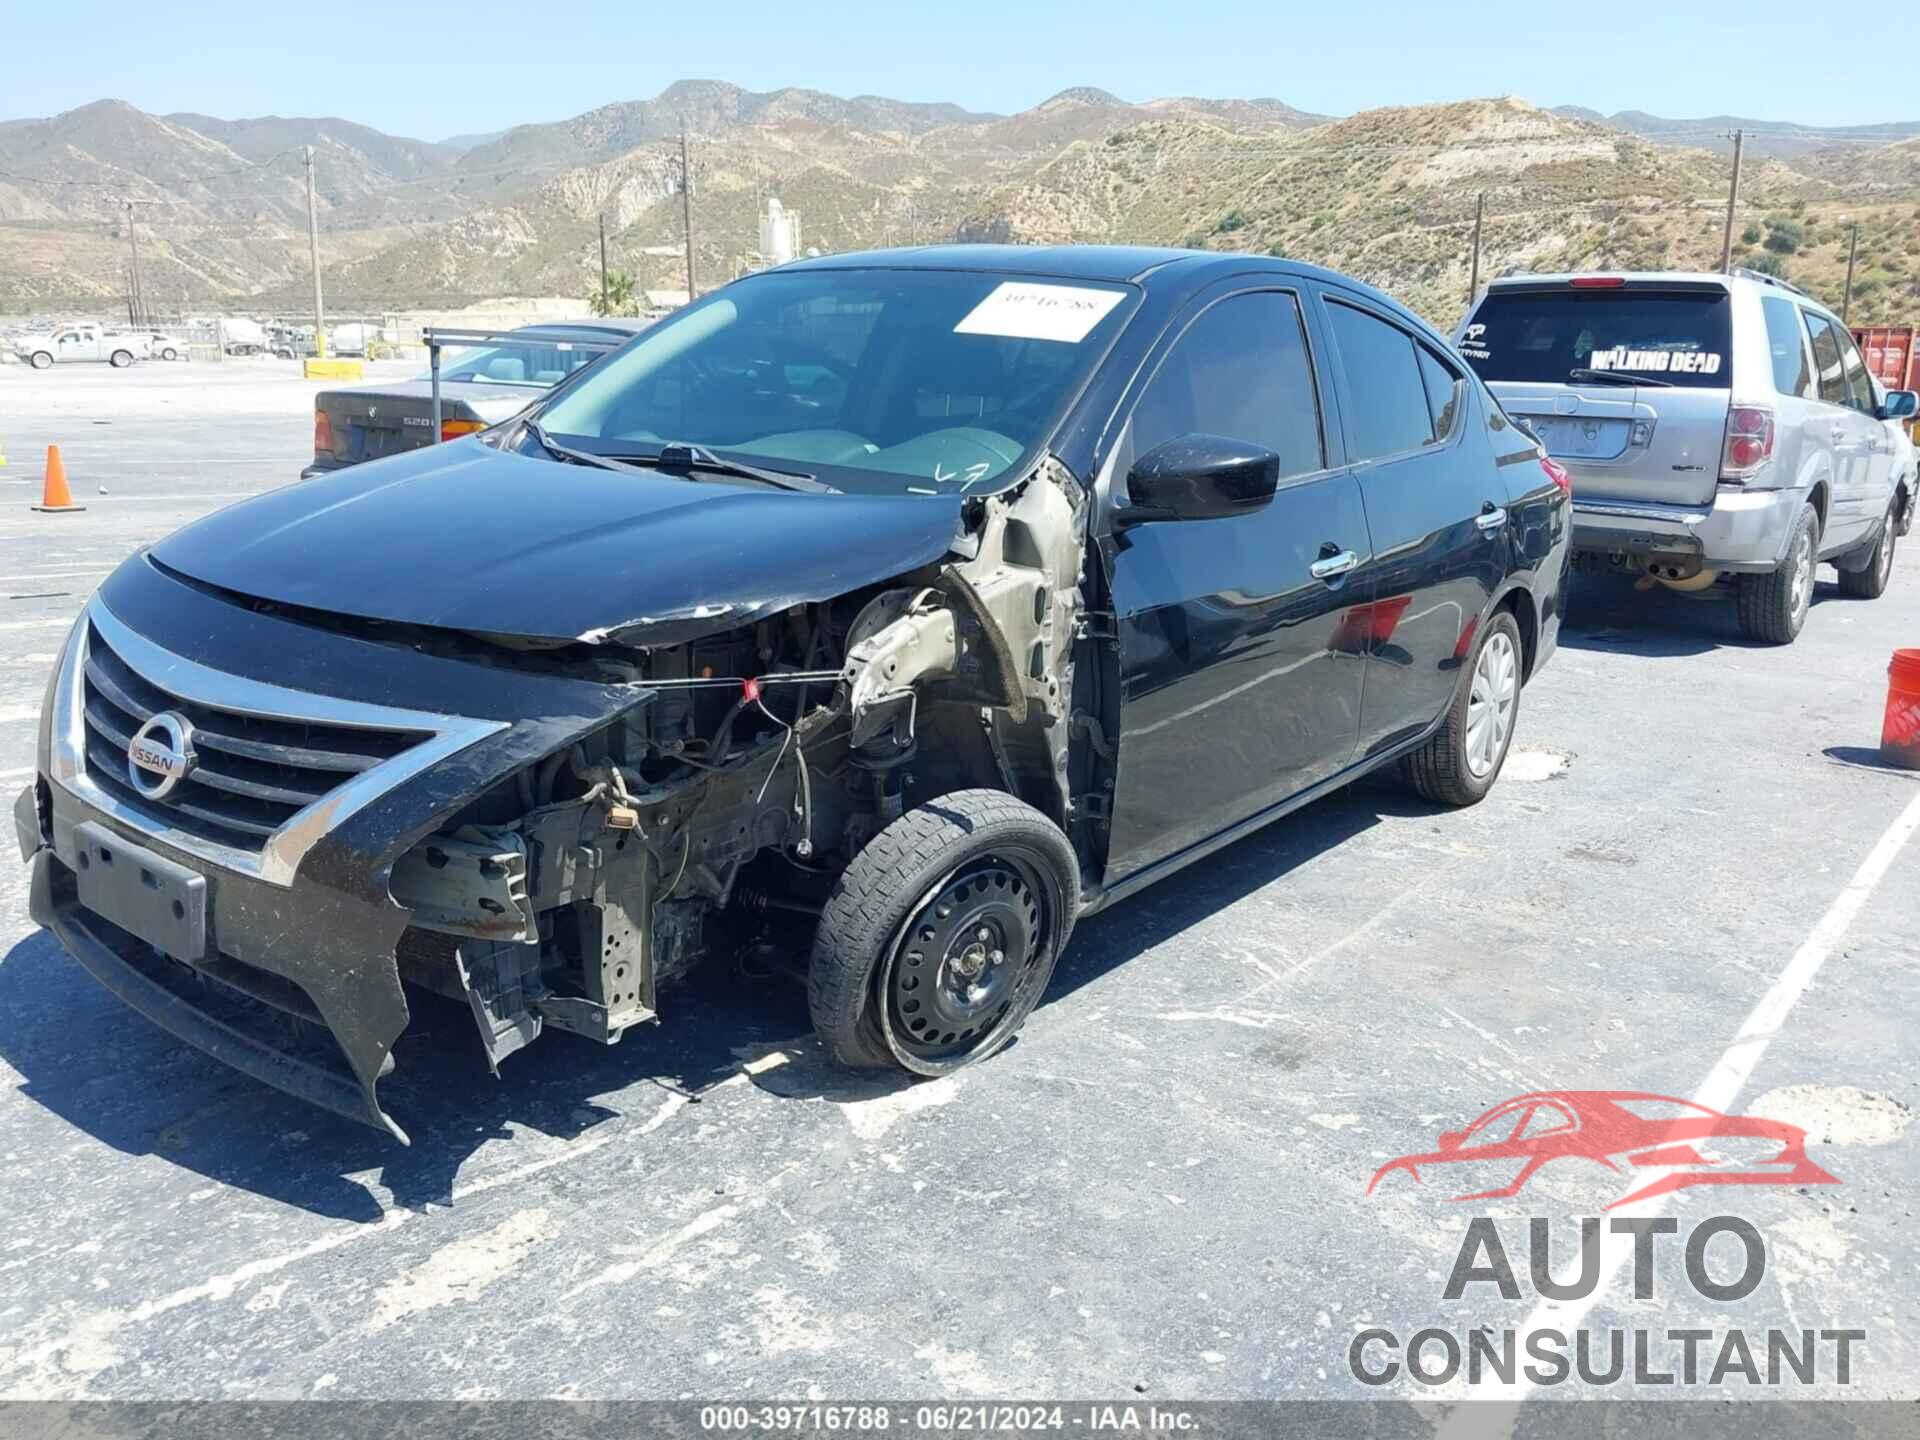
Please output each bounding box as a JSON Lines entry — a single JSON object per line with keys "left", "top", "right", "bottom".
{"left": 1456, "top": 269, "right": 1916, "bottom": 643}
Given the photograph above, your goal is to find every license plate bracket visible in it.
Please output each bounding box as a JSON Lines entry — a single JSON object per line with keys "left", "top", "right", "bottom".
{"left": 71, "top": 821, "right": 208, "bottom": 960}
{"left": 1531, "top": 416, "right": 1628, "bottom": 460}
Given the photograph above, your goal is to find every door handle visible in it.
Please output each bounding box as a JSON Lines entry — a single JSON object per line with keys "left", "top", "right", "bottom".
{"left": 1475, "top": 504, "right": 1508, "bottom": 533}
{"left": 1310, "top": 548, "right": 1359, "bottom": 581}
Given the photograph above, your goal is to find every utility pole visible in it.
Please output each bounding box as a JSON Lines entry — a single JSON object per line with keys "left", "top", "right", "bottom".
{"left": 679, "top": 124, "right": 696, "bottom": 301}
{"left": 1467, "top": 192, "right": 1484, "bottom": 306}
{"left": 598, "top": 211, "right": 610, "bottom": 314}
{"left": 124, "top": 201, "right": 145, "bottom": 328}
{"left": 1842, "top": 222, "right": 1860, "bottom": 322}
{"left": 1719, "top": 129, "right": 1744, "bottom": 274}
{"left": 304, "top": 146, "right": 327, "bottom": 358}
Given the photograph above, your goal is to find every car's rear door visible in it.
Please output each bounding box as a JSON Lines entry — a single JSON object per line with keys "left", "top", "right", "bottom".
{"left": 1100, "top": 284, "right": 1369, "bottom": 879}
{"left": 1803, "top": 310, "right": 1880, "bottom": 551}
{"left": 1318, "top": 291, "right": 1506, "bottom": 755}
{"left": 1838, "top": 322, "right": 1897, "bottom": 539}
{"left": 1460, "top": 281, "right": 1733, "bottom": 506}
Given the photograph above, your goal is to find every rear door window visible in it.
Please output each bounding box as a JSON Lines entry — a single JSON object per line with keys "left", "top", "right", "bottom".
{"left": 1838, "top": 327, "right": 1876, "bottom": 413}
{"left": 1417, "top": 344, "right": 1464, "bottom": 443}
{"left": 1458, "top": 287, "right": 1732, "bottom": 388}
{"left": 1802, "top": 312, "right": 1851, "bottom": 407}
{"left": 1325, "top": 301, "right": 1434, "bottom": 461}
{"left": 1761, "top": 296, "right": 1813, "bottom": 399}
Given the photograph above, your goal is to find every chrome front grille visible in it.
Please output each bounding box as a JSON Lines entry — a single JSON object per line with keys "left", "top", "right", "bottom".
{"left": 80, "top": 622, "right": 425, "bottom": 851}
{"left": 50, "top": 596, "right": 507, "bottom": 885}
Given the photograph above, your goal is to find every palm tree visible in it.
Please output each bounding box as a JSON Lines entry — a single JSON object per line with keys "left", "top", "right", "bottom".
{"left": 590, "top": 268, "right": 639, "bottom": 317}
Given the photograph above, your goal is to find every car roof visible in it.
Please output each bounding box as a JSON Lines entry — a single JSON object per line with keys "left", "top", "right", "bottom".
{"left": 769, "top": 244, "right": 1436, "bottom": 339}
{"left": 512, "top": 318, "right": 651, "bottom": 337}
{"left": 1480, "top": 269, "right": 1842, "bottom": 322}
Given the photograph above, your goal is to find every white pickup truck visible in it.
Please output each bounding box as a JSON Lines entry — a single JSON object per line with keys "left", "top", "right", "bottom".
{"left": 15, "top": 323, "right": 142, "bottom": 370}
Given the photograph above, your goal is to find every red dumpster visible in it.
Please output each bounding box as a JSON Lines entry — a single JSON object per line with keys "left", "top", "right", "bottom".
{"left": 1852, "top": 324, "right": 1920, "bottom": 392}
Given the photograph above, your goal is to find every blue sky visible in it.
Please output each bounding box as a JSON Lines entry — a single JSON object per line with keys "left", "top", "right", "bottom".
{"left": 5, "top": 0, "right": 1911, "bottom": 136}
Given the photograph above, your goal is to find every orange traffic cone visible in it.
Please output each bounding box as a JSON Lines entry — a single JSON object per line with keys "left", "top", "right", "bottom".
{"left": 31, "top": 445, "right": 84, "bottom": 514}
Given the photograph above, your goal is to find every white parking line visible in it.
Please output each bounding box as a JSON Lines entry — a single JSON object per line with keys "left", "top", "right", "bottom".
{"left": 1436, "top": 786, "right": 1920, "bottom": 1430}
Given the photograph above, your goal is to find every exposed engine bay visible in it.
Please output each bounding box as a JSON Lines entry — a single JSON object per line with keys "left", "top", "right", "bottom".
{"left": 383, "top": 464, "right": 1097, "bottom": 1074}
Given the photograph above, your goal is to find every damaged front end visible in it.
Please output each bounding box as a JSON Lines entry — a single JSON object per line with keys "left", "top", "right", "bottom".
{"left": 384, "top": 461, "right": 1092, "bottom": 1087}
{"left": 24, "top": 460, "right": 1097, "bottom": 1139}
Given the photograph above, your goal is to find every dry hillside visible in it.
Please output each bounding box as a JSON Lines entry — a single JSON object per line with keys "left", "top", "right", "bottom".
{"left": 5, "top": 87, "right": 1919, "bottom": 328}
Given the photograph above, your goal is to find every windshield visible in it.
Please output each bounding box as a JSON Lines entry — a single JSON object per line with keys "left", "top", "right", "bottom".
{"left": 427, "top": 338, "right": 610, "bottom": 388}
{"left": 532, "top": 268, "right": 1137, "bottom": 496}
{"left": 1460, "top": 288, "right": 1733, "bottom": 390}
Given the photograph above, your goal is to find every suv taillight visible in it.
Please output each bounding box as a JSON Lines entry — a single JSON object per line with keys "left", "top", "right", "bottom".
{"left": 1721, "top": 405, "right": 1775, "bottom": 479}
{"left": 313, "top": 408, "right": 334, "bottom": 456}
{"left": 1540, "top": 456, "right": 1572, "bottom": 496}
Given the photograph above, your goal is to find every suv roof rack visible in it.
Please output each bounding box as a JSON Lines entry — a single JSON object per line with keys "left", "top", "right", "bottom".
{"left": 1730, "top": 266, "right": 1812, "bottom": 300}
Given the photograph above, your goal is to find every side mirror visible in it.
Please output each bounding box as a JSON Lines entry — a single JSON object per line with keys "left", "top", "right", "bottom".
{"left": 1437, "top": 1130, "right": 1466, "bottom": 1152}
{"left": 1878, "top": 389, "right": 1918, "bottom": 421}
{"left": 1123, "top": 433, "right": 1281, "bottom": 524}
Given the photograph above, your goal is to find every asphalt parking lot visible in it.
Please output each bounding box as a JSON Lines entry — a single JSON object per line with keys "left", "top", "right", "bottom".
{"left": 0, "top": 359, "right": 1915, "bottom": 1415}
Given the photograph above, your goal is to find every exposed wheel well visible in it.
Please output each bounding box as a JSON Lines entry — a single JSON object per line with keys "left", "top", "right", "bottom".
{"left": 1498, "top": 587, "right": 1539, "bottom": 683}
{"left": 1808, "top": 480, "right": 1830, "bottom": 536}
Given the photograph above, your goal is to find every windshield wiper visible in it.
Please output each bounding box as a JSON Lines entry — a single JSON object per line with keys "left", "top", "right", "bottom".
{"left": 1567, "top": 368, "right": 1676, "bottom": 390}
{"left": 524, "top": 423, "right": 833, "bottom": 493}
{"left": 521, "top": 419, "right": 658, "bottom": 476}
{"left": 646, "top": 442, "right": 833, "bottom": 494}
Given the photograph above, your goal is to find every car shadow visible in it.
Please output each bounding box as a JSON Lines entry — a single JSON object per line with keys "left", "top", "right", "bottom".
{"left": 1046, "top": 772, "right": 1423, "bottom": 1005}
{"left": 1558, "top": 572, "right": 1846, "bottom": 657}
{"left": 0, "top": 774, "right": 1424, "bottom": 1220}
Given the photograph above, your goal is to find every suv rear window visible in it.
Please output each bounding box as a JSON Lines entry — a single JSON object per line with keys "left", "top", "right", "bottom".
{"left": 1459, "top": 288, "right": 1733, "bottom": 390}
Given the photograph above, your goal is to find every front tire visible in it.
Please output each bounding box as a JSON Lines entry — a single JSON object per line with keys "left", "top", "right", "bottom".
{"left": 1737, "top": 504, "right": 1819, "bottom": 643}
{"left": 809, "top": 790, "right": 1078, "bottom": 1076}
{"left": 28, "top": 351, "right": 52, "bottom": 370}
{"left": 109, "top": 349, "right": 133, "bottom": 368}
{"left": 1405, "top": 608, "right": 1523, "bottom": 807}
{"left": 1838, "top": 502, "right": 1898, "bottom": 600}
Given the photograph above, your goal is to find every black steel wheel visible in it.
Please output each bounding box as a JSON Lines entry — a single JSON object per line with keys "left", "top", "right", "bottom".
{"left": 809, "top": 790, "right": 1078, "bottom": 1076}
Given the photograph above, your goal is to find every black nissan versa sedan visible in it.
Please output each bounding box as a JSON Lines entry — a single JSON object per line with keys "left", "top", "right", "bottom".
{"left": 16, "top": 246, "right": 1568, "bottom": 1140}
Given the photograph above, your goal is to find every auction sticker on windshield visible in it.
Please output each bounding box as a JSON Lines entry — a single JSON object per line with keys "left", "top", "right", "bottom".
{"left": 954, "top": 281, "right": 1125, "bottom": 343}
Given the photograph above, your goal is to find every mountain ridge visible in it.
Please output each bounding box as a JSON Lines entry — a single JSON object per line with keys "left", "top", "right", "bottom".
{"left": 4, "top": 85, "right": 1918, "bottom": 326}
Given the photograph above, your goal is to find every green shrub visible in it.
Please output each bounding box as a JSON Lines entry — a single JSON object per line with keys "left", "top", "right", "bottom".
{"left": 1741, "top": 224, "right": 1762, "bottom": 246}
{"left": 1215, "top": 208, "right": 1249, "bottom": 234}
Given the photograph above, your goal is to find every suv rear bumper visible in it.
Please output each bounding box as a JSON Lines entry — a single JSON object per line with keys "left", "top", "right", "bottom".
{"left": 1571, "top": 485, "right": 1805, "bottom": 574}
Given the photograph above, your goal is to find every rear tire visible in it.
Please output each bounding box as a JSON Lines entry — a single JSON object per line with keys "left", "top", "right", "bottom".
{"left": 1737, "top": 504, "right": 1819, "bottom": 643}
{"left": 809, "top": 790, "right": 1078, "bottom": 1076}
{"left": 160, "top": 347, "right": 178, "bottom": 361}
{"left": 1838, "top": 502, "right": 1898, "bottom": 600}
{"left": 109, "top": 349, "right": 133, "bottom": 368}
{"left": 1404, "top": 609, "right": 1523, "bottom": 808}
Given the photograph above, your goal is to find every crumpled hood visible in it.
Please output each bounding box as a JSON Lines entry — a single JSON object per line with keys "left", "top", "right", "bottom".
{"left": 151, "top": 439, "right": 967, "bottom": 645}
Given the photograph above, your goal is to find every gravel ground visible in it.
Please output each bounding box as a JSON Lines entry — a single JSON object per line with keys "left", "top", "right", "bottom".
{"left": 0, "top": 359, "right": 1915, "bottom": 1424}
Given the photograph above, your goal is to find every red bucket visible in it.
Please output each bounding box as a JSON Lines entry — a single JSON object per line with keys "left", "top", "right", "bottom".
{"left": 1885, "top": 649, "right": 1920, "bottom": 770}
